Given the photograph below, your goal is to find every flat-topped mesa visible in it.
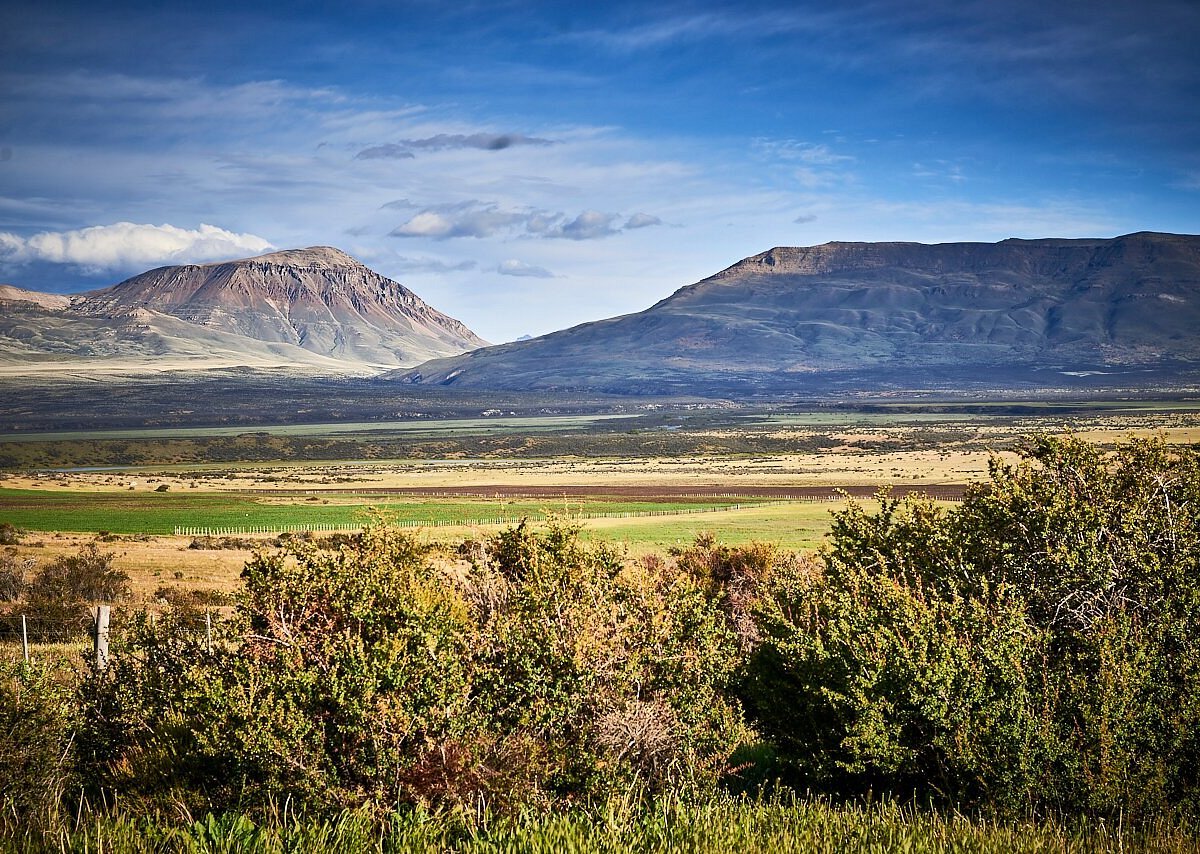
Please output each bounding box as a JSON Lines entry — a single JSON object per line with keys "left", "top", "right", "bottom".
{"left": 703, "top": 231, "right": 1200, "bottom": 283}
{"left": 394, "top": 231, "right": 1200, "bottom": 394}
{"left": 223, "top": 246, "right": 360, "bottom": 269}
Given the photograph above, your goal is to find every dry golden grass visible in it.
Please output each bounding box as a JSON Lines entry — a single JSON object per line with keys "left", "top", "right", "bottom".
{"left": 7, "top": 533, "right": 255, "bottom": 600}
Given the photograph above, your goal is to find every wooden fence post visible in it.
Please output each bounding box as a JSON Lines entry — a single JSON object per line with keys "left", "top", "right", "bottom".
{"left": 94, "top": 605, "right": 110, "bottom": 670}
{"left": 205, "top": 609, "right": 212, "bottom": 654}
{"left": 20, "top": 614, "right": 29, "bottom": 663}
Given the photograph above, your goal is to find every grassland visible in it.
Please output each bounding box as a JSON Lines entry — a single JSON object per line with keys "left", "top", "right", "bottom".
{"left": 4, "top": 406, "right": 1200, "bottom": 850}
{"left": 0, "top": 487, "right": 783, "bottom": 534}
{"left": 11, "top": 798, "right": 1200, "bottom": 854}
{"left": 2, "top": 398, "right": 1196, "bottom": 602}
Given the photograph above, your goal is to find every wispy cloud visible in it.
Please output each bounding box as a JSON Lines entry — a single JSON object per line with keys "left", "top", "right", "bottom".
{"left": 565, "top": 10, "right": 823, "bottom": 52}
{"left": 754, "top": 140, "right": 854, "bottom": 166}
{"left": 356, "top": 133, "right": 554, "bottom": 160}
{"left": 389, "top": 255, "right": 477, "bottom": 274}
{"left": 912, "top": 160, "right": 967, "bottom": 183}
{"left": 0, "top": 222, "right": 273, "bottom": 274}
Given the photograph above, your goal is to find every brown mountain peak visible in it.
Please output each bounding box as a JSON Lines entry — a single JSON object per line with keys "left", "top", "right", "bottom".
{"left": 237, "top": 246, "right": 361, "bottom": 269}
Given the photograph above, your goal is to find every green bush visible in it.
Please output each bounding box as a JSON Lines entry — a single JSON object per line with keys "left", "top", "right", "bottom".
{"left": 0, "top": 659, "right": 78, "bottom": 833}
{"left": 27, "top": 542, "right": 129, "bottom": 603}
{"left": 745, "top": 436, "right": 1200, "bottom": 816}
{"left": 82, "top": 518, "right": 753, "bottom": 815}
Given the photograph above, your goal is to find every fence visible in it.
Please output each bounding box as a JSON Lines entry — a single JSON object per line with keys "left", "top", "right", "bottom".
{"left": 1, "top": 606, "right": 214, "bottom": 666}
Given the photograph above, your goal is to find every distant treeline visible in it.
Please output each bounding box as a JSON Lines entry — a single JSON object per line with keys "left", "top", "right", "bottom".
{"left": 0, "top": 431, "right": 853, "bottom": 469}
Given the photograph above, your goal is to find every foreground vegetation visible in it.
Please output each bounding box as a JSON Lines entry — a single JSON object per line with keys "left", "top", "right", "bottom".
{"left": 7, "top": 798, "right": 1200, "bottom": 853}
{"left": 3, "top": 435, "right": 1199, "bottom": 849}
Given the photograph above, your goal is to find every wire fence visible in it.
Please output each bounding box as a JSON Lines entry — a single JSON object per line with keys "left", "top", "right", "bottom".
{"left": 0, "top": 611, "right": 93, "bottom": 644}
{"left": 1, "top": 607, "right": 218, "bottom": 666}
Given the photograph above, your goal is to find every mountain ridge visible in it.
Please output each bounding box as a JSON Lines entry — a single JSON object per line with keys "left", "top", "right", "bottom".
{"left": 393, "top": 231, "right": 1200, "bottom": 394}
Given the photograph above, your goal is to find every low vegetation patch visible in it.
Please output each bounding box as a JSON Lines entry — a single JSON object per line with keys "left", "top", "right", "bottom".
{"left": 2, "top": 436, "right": 1198, "bottom": 847}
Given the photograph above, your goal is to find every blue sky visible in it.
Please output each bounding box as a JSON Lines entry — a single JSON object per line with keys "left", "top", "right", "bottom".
{"left": 2, "top": 0, "right": 1198, "bottom": 343}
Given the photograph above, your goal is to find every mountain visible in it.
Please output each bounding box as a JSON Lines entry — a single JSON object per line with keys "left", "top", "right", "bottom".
{"left": 392, "top": 232, "right": 1200, "bottom": 394}
{"left": 0, "top": 247, "right": 487, "bottom": 372}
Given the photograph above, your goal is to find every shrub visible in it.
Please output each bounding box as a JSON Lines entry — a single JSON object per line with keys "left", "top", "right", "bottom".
{"left": 0, "top": 522, "right": 24, "bottom": 545}
{"left": 27, "top": 542, "right": 130, "bottom": 603}
{"left": 744, "top": 436, "right": 1200, "bottom": 817}
{"left": 0, "top": 551, "right": 32, "bottom": 601}
{"left": 0, "top": 659, "right": 77, "bottom": 833}
{"left": 83, "top": 519, "right": 754, "bottom": 815}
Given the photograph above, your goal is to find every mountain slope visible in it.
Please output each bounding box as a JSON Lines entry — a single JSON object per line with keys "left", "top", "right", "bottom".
{"left": 392, "top": 232, "right": 1200, "bottom": 393}
{"left": 0, "top": 247, "right": 487, "bottom": 372}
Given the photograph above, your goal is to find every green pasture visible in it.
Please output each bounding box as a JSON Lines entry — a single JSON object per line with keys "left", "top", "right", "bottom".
{"left": 0, "top": 488, "right": 781, "bottom": 535}
{"left": 581, "top": 501, "right": 846, "bottom": 554}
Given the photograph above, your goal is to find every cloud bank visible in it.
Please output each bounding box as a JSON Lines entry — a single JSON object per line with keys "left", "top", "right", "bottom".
{"left": 0, "top": 222, "right": 274, "bottom": 273}
{"left": 389, "top": 202, "right": 662, "bottom": 242}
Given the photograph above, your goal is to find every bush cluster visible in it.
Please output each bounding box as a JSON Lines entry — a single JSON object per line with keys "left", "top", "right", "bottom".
{"left": 745, "top": 436, "right": 1200, "bottom": 816}
{"left": 3, "top": 436, "right": 1198, "bottom": 830}
{"left": 82, "top": 518, "right": 751, "bottom": 814}
{"left": 1, "top": 541, "right": 130, "bottom": 640}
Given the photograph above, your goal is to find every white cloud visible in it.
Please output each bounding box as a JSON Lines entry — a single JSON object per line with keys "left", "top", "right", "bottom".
{"left": 390, "top": 203, "right": 534, "bottom": 240}
{"left": 391, "top": 211, "right": 458, "bottom": 239}
{"left": 497, "top": 259, "right": 556, "bottom": 278}
{"left": 0, "top": 222, "right": 274, "bottom": 272}
{"left": 623, "top": 212, "right": 662, "bottom": 229}
{"left": 389, "top": 202, "right": 637, "bottom": 242}
{"left": 555, "top": 210, "right": 620, "bottom": 240}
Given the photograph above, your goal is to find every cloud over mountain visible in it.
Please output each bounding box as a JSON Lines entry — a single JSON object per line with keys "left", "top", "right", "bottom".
{"left": 0, "top": 222, "right": 274, "bottom": 274}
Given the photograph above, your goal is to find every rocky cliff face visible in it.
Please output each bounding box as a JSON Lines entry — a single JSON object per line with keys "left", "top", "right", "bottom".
{"left": 393, "top": 232, "right": 1200, "bottom": 393}
{"left": 0, "top": 248, "right": 487, "bottom": 371}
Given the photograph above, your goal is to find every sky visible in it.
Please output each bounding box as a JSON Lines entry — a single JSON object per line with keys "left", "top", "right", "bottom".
{"left": 1, "top": 0, "right": 1198, "bottom": 343}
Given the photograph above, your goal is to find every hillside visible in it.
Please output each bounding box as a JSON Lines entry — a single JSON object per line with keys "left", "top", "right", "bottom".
{"left": 0, "top": 248, "right": 487, "bottom": 373}
{"left": 392, "top": 232, "right": 1200, "bottom": 394}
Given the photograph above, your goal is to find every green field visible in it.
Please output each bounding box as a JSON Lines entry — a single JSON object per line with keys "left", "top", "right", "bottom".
{"left": 582, "top": 501, "right": 845, "bottom": 554}
{"left": 0, "top": 488, "right": 783, "bottom": 535}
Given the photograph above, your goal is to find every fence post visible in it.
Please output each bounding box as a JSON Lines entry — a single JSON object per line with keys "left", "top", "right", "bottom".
{"left": 205, "top": 609, "right": 213, "bottom": 654}
{"left": 94, "top": 605, "right": 110, "bottom": 671}
{"left": 20, "top": 614, "right": 29, "bottom": 663}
